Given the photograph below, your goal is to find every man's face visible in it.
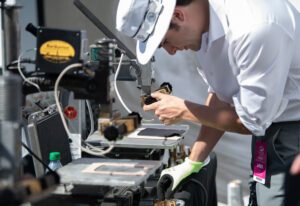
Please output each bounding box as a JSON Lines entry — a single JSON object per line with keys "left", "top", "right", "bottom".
{"left": 160, "top": 23, "right": 202, "bottom": 55}
{"left": 159, "top": 2, "right": 209, "bottom": 55}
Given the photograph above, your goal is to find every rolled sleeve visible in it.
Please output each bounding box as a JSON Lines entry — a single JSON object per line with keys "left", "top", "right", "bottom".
{"left": 229, "top": 23, "right": 294, "bottom": 135}
{"left": 233, "top": 94, "right": 271, "bottom": 136}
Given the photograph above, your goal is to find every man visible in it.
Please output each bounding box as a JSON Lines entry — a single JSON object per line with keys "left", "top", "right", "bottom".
{"left": 116, "top": 0, "right": 300, "bottom": 205}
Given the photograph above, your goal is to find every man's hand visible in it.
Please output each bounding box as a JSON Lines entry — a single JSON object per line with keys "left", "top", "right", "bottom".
{"left": 290, "top": 154, "right": 300, "bottom": 175}
{"left": 143, "top": 92, "right": 186, "bottom": 125}
{"left": 157, "top": 157, "right": 210, "bottom": 200}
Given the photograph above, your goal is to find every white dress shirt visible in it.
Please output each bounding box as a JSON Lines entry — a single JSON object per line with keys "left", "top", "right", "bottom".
{"left": 195, "top": 0, "right": 300, "bottom": 136}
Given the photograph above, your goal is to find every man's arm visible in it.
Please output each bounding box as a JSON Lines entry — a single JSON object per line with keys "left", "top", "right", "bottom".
{"left": 189, "top": 93, "right": 227, "bottom": 162}
{"left": 143, "top": 92, "right": 251, "bottom": 134}
{"left": 154, "top": 93, "right": 243, "bottom": 195}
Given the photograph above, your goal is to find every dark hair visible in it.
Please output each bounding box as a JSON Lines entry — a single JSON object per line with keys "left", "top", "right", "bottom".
{"left": 165, "top": 0, "right": 194, "bottom": 32}
{"left": 169, "top": 0, "right": 194, "bottom": 30}
{"left": 176, "top": 0, "right": 194, "bottom": 6}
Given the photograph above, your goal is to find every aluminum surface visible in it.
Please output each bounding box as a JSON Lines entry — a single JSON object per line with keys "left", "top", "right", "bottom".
{"left": 87, "top": 123, "right": 188, "bottom": 149}
{"left": 58, "top": 158, "right": 162, "bottom": 187}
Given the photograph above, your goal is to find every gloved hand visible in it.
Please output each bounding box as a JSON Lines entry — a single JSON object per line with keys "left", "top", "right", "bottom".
{"left": 157, "top": 157, "right": 210, "bottom": 200}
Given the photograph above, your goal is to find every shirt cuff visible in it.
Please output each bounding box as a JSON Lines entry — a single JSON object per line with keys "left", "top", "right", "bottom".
{"left": 232, "top": 95, "right": 271, "bottom": 136}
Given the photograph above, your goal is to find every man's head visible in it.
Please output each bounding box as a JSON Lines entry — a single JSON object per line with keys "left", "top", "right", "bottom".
{"left": 116, "top": 0, "right": 209, "bottom": 64}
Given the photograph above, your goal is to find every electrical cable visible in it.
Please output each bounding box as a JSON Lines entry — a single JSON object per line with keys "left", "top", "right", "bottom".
{"left": 82, "top": 100, "right": 110, "bottom": 153}
{"left": 190, "top": 178, "right": 208, "bottom": 206}
{"left": 81, "top": 100, "right": 112, "bottom": 154}
{"left": 21, "top": 120, "right": 54, "bottom": 172}
{"left": 114, "top": 53, "right": 132, "bottom": 113}
{"left": 17, "top": 48, "right": 41, "bottom": 92}
{"left": 114, "top": 47, "right": 156, "bottom": 123}
{"left": 54, "top": 63, "right": 115, "bottom": 157}
{"left": 86, "top": 100, "right": 94, "bottom": 137}
{"left": 21, "top": 142, "right": 54, "bottom": 173}
{"left": 8, "top": 58, "right": 35, "bottom": 69}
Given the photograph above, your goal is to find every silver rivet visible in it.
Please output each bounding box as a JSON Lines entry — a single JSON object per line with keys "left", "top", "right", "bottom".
{"left": 147, "top": 12, "right": 156, "bottom": 22}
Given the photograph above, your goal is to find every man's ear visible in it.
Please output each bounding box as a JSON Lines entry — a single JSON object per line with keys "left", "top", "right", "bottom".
{"left": 172, "top": 8, "right": 185, "bottom": 22}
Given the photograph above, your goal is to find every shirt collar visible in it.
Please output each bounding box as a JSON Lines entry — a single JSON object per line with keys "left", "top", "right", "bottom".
{"left": 207, "top": 0, "right": 229, "bottom": 50}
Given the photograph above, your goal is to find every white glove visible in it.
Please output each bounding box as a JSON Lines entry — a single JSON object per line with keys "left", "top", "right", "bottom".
{"left": 157, "top": 157, "right": 210, "bottom": 199}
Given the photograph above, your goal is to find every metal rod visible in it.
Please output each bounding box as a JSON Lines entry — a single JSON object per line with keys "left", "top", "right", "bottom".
{"left": 73, "top": 0, "right": 136, "bottom": 60}
{"left": 0, "top": 1, "right": 7, "bottom": 74}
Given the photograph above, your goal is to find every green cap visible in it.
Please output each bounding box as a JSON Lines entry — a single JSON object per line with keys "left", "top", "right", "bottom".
{"left": 49, "top": 152, "right": 61, "bottom": 161}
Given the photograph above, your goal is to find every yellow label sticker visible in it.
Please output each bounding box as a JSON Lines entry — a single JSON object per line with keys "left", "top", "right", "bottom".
{"left": 40, "top": 40, "right": 75, "bottom": 63}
